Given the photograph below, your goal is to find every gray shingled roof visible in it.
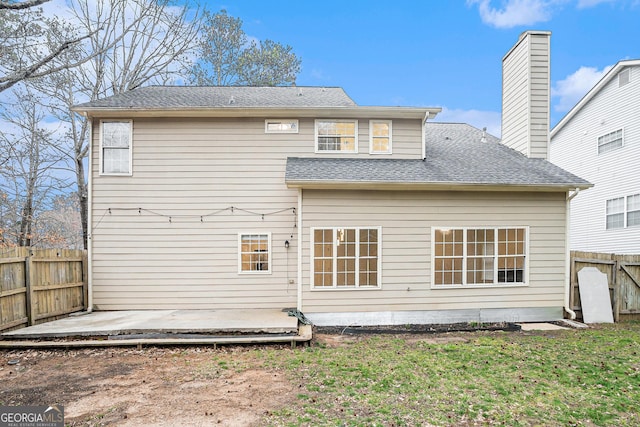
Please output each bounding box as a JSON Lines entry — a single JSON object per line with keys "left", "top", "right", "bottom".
{"left": 73, "top": 86, "right": 356, "bottom": 110}
{"left": 285, "top": 123, "right": 591, "bottom": 189}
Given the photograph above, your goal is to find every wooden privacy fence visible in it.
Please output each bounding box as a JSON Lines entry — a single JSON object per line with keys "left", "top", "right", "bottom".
{"left": 570, "top": 251, "right": 640, "bottom": 322}
{"left": 0, "top": 247, "right": 87, "bottom": 332}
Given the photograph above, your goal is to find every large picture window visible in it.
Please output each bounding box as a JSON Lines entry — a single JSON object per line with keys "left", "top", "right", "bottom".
{"left": 315, "top": 120, "right": 357, "bottom": 152}
{"left": 312, "top": 227, "right": 380, "bottom": 288}
{"left": 433, "top": 227, "right": 527, "bottom": 287}
{"left": 101, "top": 120, "right": 132, "bottom": 175}
{"left": 238, "top": 233, "right": 271, "bottom": 274}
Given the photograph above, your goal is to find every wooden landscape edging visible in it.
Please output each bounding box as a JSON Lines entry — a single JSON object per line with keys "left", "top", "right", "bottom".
{"left": 0, "top": 247, "right": 87, "bottom": 332}
{"left": 570, "top": 251, "right": 640, "bottom": 322}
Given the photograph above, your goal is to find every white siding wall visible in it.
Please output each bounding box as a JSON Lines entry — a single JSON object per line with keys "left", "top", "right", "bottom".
{"left": 550, "top": 65, "right": 640, "bottom": 254}
{"left": 90, "top": 116, "right": 423, "bottom": 309}
{"left": 300, "top": 190, "right": 567, "bottom": 314}
{"left": 502, "top": 31, "right": 550, "bottom": 159}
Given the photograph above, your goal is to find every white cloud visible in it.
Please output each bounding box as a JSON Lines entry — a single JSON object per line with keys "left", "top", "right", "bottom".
{"left": 576, "top": 0, "right": 615, "bottom": 8}
{"left": 551, "top": 65, "right": 612, "bottom": 112}
{"left": 433, "top": 107, "right": 502, "bottom": 138}
{"left": 469, "top": 0, "right": 556, "bottom": 28}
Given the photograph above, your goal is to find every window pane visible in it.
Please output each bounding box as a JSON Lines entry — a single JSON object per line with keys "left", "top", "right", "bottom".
{"left": 497, "top": 228, "right": 525, "bottom": 283}
{"left": 316, "top": 121, "right": 356, "bottom": 151}
{"left": 103, "top": 122, "right": 130, "bottom": 148}
{"left": 103, "top": 148, "right": 130, "bottom": 174}
{"left": 598, "top": 129, "right": 623, "bottom": 154}
{"left": 606, "top": 198, "right": 625, "bottom": 229}
{"left": 606, "top": 213, "right": 625, "bottom": 229}
{"left": 627, "top": 194, "right": 640, "bottom": 227}
{"left": 240, "top": 234, "right": 269, "bottom": 272}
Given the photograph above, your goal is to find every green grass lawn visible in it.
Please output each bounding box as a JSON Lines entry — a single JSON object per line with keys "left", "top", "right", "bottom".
{"left": 260, "top": 322, "right": 640, "bottom": 426}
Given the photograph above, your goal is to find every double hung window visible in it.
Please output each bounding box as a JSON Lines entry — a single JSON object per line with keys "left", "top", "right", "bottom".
{"left": 101, "top": 120, "right": 132, "bottom": 175}
{"left": 315, "top": 120, "right": 357, "bottom": 152}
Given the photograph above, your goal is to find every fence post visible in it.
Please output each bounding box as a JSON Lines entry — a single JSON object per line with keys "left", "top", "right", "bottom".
{"left": 25, "top": 253, "right": 36, "bottom": 326}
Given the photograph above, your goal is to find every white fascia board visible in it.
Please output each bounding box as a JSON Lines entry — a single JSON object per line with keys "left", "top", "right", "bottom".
{"left": 72, "top": 106, "right": 442, "bottom": 120}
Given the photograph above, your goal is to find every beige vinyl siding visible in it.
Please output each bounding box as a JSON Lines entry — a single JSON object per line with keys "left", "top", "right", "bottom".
{"left": 502, "top": 34, "right": 529, "bottom": 156}
{"left": 90, "top": 116, "right": 424, "bottom": 310}
{"left": 528, "top": 34, "right": 551, "bottom": 159}
{"left": 502, "top": 31, "right": 550, "bottom": 159}
{"left": 300, "top": 190, "right": 566, "bottom": 314}
{"left": 91, "top": 117, "right": 300, "bottom": 310}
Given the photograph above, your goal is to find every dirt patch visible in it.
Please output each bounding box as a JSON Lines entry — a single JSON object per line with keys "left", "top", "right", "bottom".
{"left": 0, "top": 346, "right": 296, "bottom": 426}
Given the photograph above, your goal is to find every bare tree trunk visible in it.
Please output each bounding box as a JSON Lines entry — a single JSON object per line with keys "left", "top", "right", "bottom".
{"left": 76, "top": 154, "right": 88, "bottom": 249}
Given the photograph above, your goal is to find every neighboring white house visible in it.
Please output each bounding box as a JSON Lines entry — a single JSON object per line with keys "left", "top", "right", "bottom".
{"left": 72, "top": 31, "right": 591, "bottom": 325}
{"left": 550, "top": 60, "right": 640, "bottom": 254}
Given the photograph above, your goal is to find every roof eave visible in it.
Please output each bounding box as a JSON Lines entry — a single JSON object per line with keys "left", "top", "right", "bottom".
{"left": 71, "top": 105, "right": 442, "bottom": 120}
{"left": 285, "top": 180, "right": 593, "bottom": 192}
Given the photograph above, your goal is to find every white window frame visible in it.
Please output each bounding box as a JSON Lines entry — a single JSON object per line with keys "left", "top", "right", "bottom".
{"left": 265, "top": 119, "right": 299, "bottom": 133}
{"left": 310, "top": 226, "right": 382, "bottom": 290}
{"left": 99, "top": 120, "right": 133, "bottom": 176}
{"left": 238, "top": 232, "right": 272, "bottom": 275}
{"left": 605, "top": 197, "right": 625, "bottom": 229}
{"left": 597, "top": 128, "right": 624, "bottom": 155}
{"left": 431, "top": 226, "right": 529, "bottom": 289}
{"left": 627, "top": 194, "right": 640, "bottom": 228}
{"left": 314, "top": 119, "right": 358, "bottom": 153}
{"left": 606, "top": 194, "right": 640, "bottom": 229}
{"left": 369, "top": 120, "right": 392, "bottom": 154}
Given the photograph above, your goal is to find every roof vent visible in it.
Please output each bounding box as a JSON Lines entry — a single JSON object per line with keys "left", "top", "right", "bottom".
{"left": 229, "top": 96, "right": 235, "bottom": 105}
{"left": 481, "top": 127, "right": 487, "bottom": 143}
{"left": 297, "top": 88, "right": 303, "bottom": 96}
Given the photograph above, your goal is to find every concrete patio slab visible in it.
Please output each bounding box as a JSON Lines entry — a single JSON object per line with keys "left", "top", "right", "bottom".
{"left": 517, "top": 322, "right": 568, "bottom": 331}
{"left": 1, "top": 309, "right": 299, "bottom": 339}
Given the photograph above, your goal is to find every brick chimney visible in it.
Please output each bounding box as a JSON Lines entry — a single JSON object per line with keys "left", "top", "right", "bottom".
{"left": 501, "top": 30, "right": 551, "bottom": 159}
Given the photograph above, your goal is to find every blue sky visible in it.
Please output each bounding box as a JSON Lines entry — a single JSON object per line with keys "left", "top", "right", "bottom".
{"left": 214, "top": 0, "right": 640, "bottom": 136}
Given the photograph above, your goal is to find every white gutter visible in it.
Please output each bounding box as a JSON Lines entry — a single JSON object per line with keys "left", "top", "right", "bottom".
{"left": 87, "top": 115, "right": 94, "bottom": 313}
{"left": 297, "top": 188, "right": 303, "bottom": 312}
{"left": 564, "top": 188, "right": 580, "bottom": 319}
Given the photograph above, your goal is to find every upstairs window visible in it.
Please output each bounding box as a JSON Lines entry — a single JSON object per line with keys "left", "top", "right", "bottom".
{"left": 433, "top": 227, "right": 527, "bottom": 287}
{"left": 628, "top": 194, "right": 640, "bottom": 227}
{"left": 101, "top": 120, "right": 132, "bottom": 175}
{"left": 265, "top": 119, "right": 298, "bottom": 133}
{"left": 315, "top": 120, "right": 357, "bottom": 153}
{"left": 607, "top": 194, "right": 640, "bottom": 229}
{"left": 238, "top": 233, "right": 271, "bottom": 274}
{"left": 370, "top": 120, "right": 392, "bottom": 154}
{"left": 597, "top": 129, "right": 623, "bottom": 154}
{"left": 606, "top": 197, "right": 625, "bottom": 229}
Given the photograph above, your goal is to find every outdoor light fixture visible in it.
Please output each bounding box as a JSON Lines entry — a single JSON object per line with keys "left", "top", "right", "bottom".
{"left": 285, "top": 240, "right": 290, "bottom": 249}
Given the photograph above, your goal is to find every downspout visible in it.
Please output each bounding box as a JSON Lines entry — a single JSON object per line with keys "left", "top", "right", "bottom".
{"left": 86, "top": 114, "right": 94, "bottom": 313}
{"left": 564, "top": 188, "right": 580, "bottom": 319}
{"left": 297, "top": 188, "right": 302, "bottom": 312}
{"left": 422, "top": 112, "right": 428, "bottom": 160}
